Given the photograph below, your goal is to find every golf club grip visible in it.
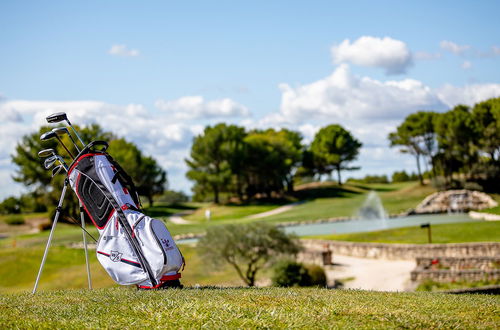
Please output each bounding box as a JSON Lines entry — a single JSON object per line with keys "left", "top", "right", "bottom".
{"left": 83, "top": 140, "right": 109, "bottom": 153}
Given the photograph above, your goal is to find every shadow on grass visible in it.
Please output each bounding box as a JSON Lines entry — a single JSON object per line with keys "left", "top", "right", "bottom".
{"left": 293, "top": 186, "right": 362, "bottom": 200}
{"left": 347, "top": 183, "right": 400, "bottom": 192}
{"left": 143, "top": 203, "right": 198, "bottom": 218}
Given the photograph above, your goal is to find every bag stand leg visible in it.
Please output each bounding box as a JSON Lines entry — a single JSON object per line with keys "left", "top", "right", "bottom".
{"left": 32, "top": 179, "right": 69, "bottom": 294}
{"left": 79, "top": 202, "right": 92, "bottom": 289}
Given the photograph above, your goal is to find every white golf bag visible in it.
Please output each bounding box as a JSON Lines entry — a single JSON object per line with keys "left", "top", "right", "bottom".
{"left": 67, "top": 141, "right": 184, "bottom": 289}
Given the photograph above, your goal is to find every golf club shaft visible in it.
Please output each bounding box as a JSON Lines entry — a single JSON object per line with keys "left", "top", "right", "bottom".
{"left": 80, "top": 203, "right": 92, "bottom": 289}
{"left": 66, "top": 119, "right": 86, "bottom": 148}
{"left": 55, "top": 136, "right": 75, "bottom": 159}
{"left": 67, "top": 132, "right": 81, "bottom": 153}
{"left": 32, "top": 182, "right": 68, "bottom": 294}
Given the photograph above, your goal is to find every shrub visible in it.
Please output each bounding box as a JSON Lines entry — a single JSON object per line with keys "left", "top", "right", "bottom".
{"left": 4, "top": 214, "right": 25, "bottom": 225}
{"left": 272, "top": 260, "right": 311, "bottom": 287}
{"left": 305, "top": 264, "right": 327, "bottom": 287}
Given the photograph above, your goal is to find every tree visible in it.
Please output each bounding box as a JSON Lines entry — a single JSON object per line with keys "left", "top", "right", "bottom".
{"left": 197, "top": 223, "right": 301, "bottom": 286}
{"left": 388, "top": 111, "right": 438, "bottom": 184}
{"left": 434, "top": 105, "right": 478, "bottom": 181}
{"left": 472, "top": 98, "right": 500, "bottom": 161}
{"left": 107, "top": 139, "right": 167, "bottom": 207}
{"left": 186, "top": 123, "right": 245, "bottom": 203}
{"left": 243, "top": 129, "right": 303, "bottom": 198}
{"left": 11, "top": 125, "right": 166, "bottom": 218}
{"left": 310, "top": 124, "right": 362, "bottom": 185}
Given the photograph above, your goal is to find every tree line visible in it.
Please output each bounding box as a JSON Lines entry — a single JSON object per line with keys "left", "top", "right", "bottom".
{"left": 389, "top": 97, "right": 499, "bottom": 191}
{"left": 186, "top": 123, "right": 362, "bottom": 203}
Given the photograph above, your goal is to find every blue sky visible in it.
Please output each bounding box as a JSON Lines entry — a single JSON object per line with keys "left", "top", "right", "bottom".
{"left": 1, "top": 1, "right": 500, "bottom": 199}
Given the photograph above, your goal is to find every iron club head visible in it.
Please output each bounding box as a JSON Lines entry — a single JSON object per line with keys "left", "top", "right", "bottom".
{"left": 38, "top": 149, "right": 55, "bottom": 158}
{"left": 46, "top": 112, "right": 68, "bottom": 123}
{"left": 51, "top": 165, "right": 64, "bottom": 177}
{"left": 44, "top": 156, "right": 57, "bottom": 169}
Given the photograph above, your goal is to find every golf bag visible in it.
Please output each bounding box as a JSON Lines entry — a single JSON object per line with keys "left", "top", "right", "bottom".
{"left": 67, "top": 141, "right": 184, "bottom": 289}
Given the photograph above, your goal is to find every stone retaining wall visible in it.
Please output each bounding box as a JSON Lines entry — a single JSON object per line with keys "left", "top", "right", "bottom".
{"left": 410, "top": 269, "right": 500, "bottom": 282}
{"left": 415, "top": 256, "right": 500, "bottom": 270}
{"left": 301, "top": 239, "right": 500, "bottom": 260}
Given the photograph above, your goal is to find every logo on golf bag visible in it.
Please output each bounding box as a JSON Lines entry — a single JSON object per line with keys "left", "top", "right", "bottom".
{"left": 161, "top": 238, "right": 174, "bottom": 251}
{"left": 110, "top": 250, "right": 123, "bottom": 262}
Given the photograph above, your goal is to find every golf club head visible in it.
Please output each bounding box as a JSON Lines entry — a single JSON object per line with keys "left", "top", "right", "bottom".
{"left": 52, "top": 127, "right": 70, "bottom": 136}
{"left": 38, "top": 149, "right": 55, "bottom": 158}
{"left": 40, "top": 131, "right": 57, "bottom": 141}
{"left": 44, "top": 156, "right": 57, "bottom": 169}
{"left": 46, "top": 112, "right": 67, "bottom": 123}
{"left": 51, "top": 165, "right": 64, "bottom": 177}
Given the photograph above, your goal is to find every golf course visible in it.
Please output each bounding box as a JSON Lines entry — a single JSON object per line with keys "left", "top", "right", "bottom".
{"left": 1, "top": 181, "right": 499, "bottom": 327}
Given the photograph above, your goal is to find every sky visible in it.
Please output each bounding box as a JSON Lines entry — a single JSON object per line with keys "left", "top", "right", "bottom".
{"left": 1, "top": 1, "right": 500, "bottom": 200}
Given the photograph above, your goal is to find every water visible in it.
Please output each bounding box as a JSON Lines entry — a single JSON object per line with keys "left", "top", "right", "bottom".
{"left": 357, "top": 191, "right": 387, "bottom": 221}
{"left": 283, "top": 213, "right": 475, "bottom": 237}
{"left": 176, "top": 213, "right": 476, "bottom": 244}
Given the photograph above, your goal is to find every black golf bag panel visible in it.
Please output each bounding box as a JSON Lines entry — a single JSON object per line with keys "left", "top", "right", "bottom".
{"left": 67, "top": 142, "right": 184, "bottom": 288}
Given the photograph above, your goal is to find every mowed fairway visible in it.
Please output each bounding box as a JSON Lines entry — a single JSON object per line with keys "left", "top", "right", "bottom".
{"left": 0, "top": 288, "right": 498, "bottom": 328}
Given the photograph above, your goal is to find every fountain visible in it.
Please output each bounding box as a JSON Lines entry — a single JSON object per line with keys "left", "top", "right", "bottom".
{"left": 357, "top": 191, "right": 388, "bottom": 227}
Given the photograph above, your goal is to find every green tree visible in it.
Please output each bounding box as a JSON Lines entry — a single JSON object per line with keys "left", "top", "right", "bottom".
{"left": 472, "top": 98, "right": 500, "bottom": 161}
{"left": 389, "top": 111, "right": 438, "bottom": 184}
{"left": 243, "top": 129, "right": 302, "bottom": 198}
{"left": 434, "top": 105, "right": 478, "bottom": 181}
{"left": 186, "top": 123, "right": 246, "bottom": 203}
{"left": 11, "top": 125, "right": 166, "bottom": 219}
{"left": 107, "top": 139, "right": 167, "bottom": 207}
{"left": 310, "top": 124, "right": 362, "bottom": 185}
{"left": 197, "top": 223, "right": 301, "bottom": 287}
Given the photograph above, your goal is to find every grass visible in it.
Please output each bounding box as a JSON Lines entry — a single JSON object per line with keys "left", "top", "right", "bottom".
{"left": 417, "top": 279, "right": 500, "bottom": 292}
{"left": 309, "top": 221, "right": 500, "bottom": 244}
{"left": 0, "top": 226, "right": 248, "bottom": 294}
{"left": 0, "top": 288, "right": 498, "bottom": 328}
{"left": 184, "top": 204, "right": 279, "bottom": 222}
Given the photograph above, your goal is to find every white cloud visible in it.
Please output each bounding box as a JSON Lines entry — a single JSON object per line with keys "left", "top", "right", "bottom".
{"left": 461, "top": 61, "right": 472, "bottom": 70}
{"left": 440, "top": 40, "right": 470, "bottom": 55}
{"left": 331, "top": 36, "right": 413, "bottom": 74}
{"left": 493, "top": 46, "right": 500, "bottom": 56}
{"left": 437, "top": 84, "right": 500, "bottom": 108}
{"left": 275, "top": 64, "right": 443, "bottom": 123}
{"left": 155, "top": 96, "right": 250, "bottom": 120}
{"left": 108, "top": 44, "right": 140, "bottom": 57}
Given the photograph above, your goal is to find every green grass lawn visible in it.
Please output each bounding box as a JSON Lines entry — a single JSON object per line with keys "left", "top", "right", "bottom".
{"left": 0, "top": 233, "right": 246, "bottom": 294}
{"left": 0, "top": 288, "right": 497, "bottom": 328}
{"left": 310, "top": 221, "right": 500, "bottom": 244}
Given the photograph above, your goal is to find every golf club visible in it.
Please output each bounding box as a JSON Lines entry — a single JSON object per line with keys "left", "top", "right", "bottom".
{"left": 44, "top": 156, "right": 57, "bottom": 169}
{"left": 52, "top": 165, "right": 64, "bottom": 177}
{"left": 52, "top": 127, "right": 80, "bottom": 153}
{"left": 40, "top": 131, "right": 75, "bottom": 159}
{"left": 38, "top": 148, "right": 56, "bottom": 158}
{"left": 38, "top": 149, "right": 69, "bottom": 171}
{"left": 46, "top": 112, "right": 85, "bottom": 148}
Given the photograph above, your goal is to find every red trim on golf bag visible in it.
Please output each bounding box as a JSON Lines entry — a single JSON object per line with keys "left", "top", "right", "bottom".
{"left": 137, "top": 273, "right": 182, "bottom": 289}
{"left": 68, "top": 152, "right": 105, "bottom": 175}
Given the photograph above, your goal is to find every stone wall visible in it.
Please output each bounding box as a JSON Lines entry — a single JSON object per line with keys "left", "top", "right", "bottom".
{"left": 301, "top": 239, "right": 500, "bottom": 260}
{"left": 415, "top": 256, "right": 500, "bottom": 271}
{"left": 410, "top": 269, "right": 500, "bottom": 282}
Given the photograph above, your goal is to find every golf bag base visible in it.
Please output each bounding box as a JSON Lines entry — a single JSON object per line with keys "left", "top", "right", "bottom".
{"left": 68, "top": 141, "right": 184, "bottom": 288}
{"left": 137, "top": 273, "right": 183, "bottom": 290}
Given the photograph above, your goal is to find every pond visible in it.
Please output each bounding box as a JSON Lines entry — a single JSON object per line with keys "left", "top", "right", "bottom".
{"left": 176, "top": 213, "right": 476, "bottom": 244}
{"left": 283, "top": 213, "right": 475, "bottom": 237}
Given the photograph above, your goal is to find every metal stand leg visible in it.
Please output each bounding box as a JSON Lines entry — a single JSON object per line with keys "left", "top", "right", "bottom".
{"left": 32, "top": 180, "right": 69, "bottom": 294}
{"left": 80, "top": 202, "right": 92, "bottom": 289}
